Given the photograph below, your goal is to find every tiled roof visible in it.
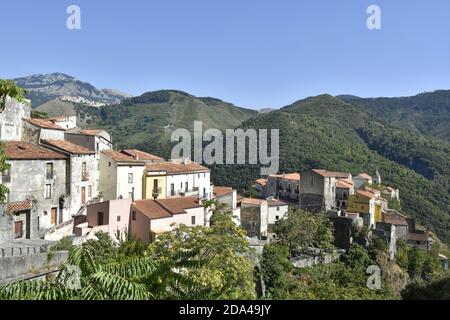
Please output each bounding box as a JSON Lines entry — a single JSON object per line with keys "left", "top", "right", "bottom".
{"left": 383, "top": 213, "right": 408, "bottom": 226}
{"left": 336, "top": 178, "right": 354, "bottom": 189}
{"left": 156, "top": 197, "right": 203, "bottom": 214}
{"left": 4, "top": 141, "right": 67, "bottom": 160}
{"left": 267, "top": 199, "right": 288, "bottom": 207}
{"left": 5, "top": 200, "right": 33, "bottom": 214}
{"left": 355, "top": 173, "right": 372, "bottom": 180}
{"left": 408, "top": 232, "right": 430, "bottom": 242}
{"left": 312, "top": 169, "right": 350, "bottom": 178}
{"left": 241, "top": 198, "right": 265, "bottom": 206}
{"left": 79, "top": 129, "right": 104, "bottom": 136}
{"left": 102, "top": 150, "right": 144, "bottom": 164}
{"left": 356, "top": 190, "right": 377, "bottom": 199}
{"left": 24, "top": 118, "right": 65, "bottom": 131}
{"left": 269, "top": 173, "right": 301, "bottom": 181}
{"left": 41, "top": 140, "right": 95, "bottom": 155}
{"left": 213, "top": 186, "right": 234, "bottom": 198}
{"left": 145, "top": 161, "right": 209, "bottom": 174}
{"left": 121, "top": 149, "right": 163, "bottom": 161}
{"left": 256, "top": 178, "right": 267, "bottom": 187}
{"left": 132, "top": 197, "right": 202, "bottom": 220}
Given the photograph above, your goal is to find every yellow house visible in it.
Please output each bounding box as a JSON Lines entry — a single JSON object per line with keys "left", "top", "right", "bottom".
{"left": 348, "top": 190, "right": 382, "bottom": 227}
{"left": 143, "top": 171, "right": 166, "bottom": 199}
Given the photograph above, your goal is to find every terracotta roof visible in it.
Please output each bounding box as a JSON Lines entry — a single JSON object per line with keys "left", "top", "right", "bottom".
{"left": 312, "top": 169, "right": 350, "bottom": 178}
{"left": 256, "top": 178, "right": 267, "bottom": 187}
{"left": 241, "top": 198, "right": 265, "bottom": 206}
{"left": 145, "top": 161, "right": 209, "bottom": 174}
{"left": 269, "top": 173, "right": 301, "bottom": 181}
{"left": 383, "top": 213, "right": 408, "bottom": 226}
{"left": 132, "top": 200, "right": 171, "bottom": 220}
{"left": 156, "top": 197, "right": 203, "bottom": 214}
{"left": 4, "top": 141, "right": 67, "bottom": 160}
{"left": 385, "top": 187, "right": 395, "bottom": 192}
{"left": 132, "top": 197, "right": 202, "bottom": 220}
{"left": 336, "top": 179, "right": 354, "bottom": 189}
{"left": 213, "top": 186, "right": 234, "bottom": 198}
{"left": 79, "top": 129, "right": 104, "bottom": 136}
{"left": 121, "top": 149, "right": 163, "bottom": 161}
{"left": 355, "top": 173, "right": 372, "bottom": 180}
{"left": 24, "top": 118, "right": 65, "bottom": 131}
{"left": 408, "top": 232, "right": 430, "bottom": 242}
{"left": 41, "top": 140, "right": 95, "bottom": 155}
{"left": 5, "top": 200, "right": 33, "bottom": 214}
{"left": 102, "top": 150, "right": 144, "bottom": 164}
{"left": 356, "top": 190, "right": 377, "bottom": 199}
{"left": 267, "top": 199, "right": 288, "bottom": 207}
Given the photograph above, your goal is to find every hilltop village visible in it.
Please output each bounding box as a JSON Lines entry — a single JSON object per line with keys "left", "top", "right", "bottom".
{"left": 0, "top": 96, "right": 448, "bottom": 285}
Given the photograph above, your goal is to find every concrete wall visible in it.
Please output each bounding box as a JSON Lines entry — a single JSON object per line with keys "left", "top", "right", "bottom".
{"left": 0, "top": 251, "right": 68, "bottom": 285}
{"left": 5, "top": 159, "right": 67, "bottom": 232}
{"left": 40, "top": 128, "right": 65, "bottom": 140}
{"left": 0, "top": 97, "right": 31, "bottom": 141}
{"left": 150, "top": 206, "right": 204, "bottom": 235}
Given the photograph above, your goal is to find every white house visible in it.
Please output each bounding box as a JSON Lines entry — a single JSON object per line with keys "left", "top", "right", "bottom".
{"left": 267, "top": 198, "right": 289, "bottom": 239}
{"left": 41, "top": 139, "right": 97, "bottom": 216}
{"left": 99, "top": 150, "right": 145, "bottom": 201}
{"left": 49, "top": 115, "right": 77, "bottom": 130}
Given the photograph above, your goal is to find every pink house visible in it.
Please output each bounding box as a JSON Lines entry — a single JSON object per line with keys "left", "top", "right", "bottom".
{"left": 129, "top": 197, "right": 205, "bottom": 243}
{"left": 74, "top": 199, "right": 132, "bottom": 241}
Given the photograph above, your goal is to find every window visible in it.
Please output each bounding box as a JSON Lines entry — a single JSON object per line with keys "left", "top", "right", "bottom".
{"left": 88, "top": 185, "right": 92, "bottom": 198}
{"left": 117, "top": 216, "right": 121, "bottom": 222}
{"left": 96, "top": 142, "right": 99, "bottom": 151}
{"left": 46, "top": 163, "right": 53, "bottom": 179}
{"left": 132, "top": 211, "right": 136, "bottom": 221}
{"left": 191, "top": 216, "right": 196, "bottom": 225}
{"left": 170, "top": 183, "right": 175, "bottom": 196}
{"left": 275, "top": 215, "right": 280, "bottom": 220}
{"left": 198, "top": 173, "right": 200, "bottom": 178}
{"left": 2, "top": 168, "right": 11, "bottom": 183}
{"left": 277, "top": 207, "right": 280, "bottom": 211}
{"left": 128, "top": 192, "right": 133, "bottom": 199}
{"left": 82, "top": 162, "right": 88, "bottom": 181}
{"left": 311, "top": 176, "right": 314, "bottom": 186}
{"left": 128, "top": 173, "right": 133, "bottom": 184}
{"left": 185, "top": 182, "right": 189, "bottom": 192}
{"left": 45, "top": 184, "right": 52, "bottom": 199}
{"left": 109, "top": 162, "right": 112, "bottom": 167}
{"left": 181, "top": 182, "right": 183, "bottom": 189}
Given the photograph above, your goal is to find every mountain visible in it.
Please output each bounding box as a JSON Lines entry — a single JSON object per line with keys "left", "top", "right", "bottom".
{"left": 338, "top": 90, "right": 450, "bottom": 141}
{"left": 13, "top": 73, "right": 131, "bottom": 106}
{"left": 259, "top": 108, "right": 277, "bottom": 114}
{"left": 95, "top": 90, "right": 259, "bottom": 155}
{"left": 210, "top": 95, "right": 450, "bottom": 244}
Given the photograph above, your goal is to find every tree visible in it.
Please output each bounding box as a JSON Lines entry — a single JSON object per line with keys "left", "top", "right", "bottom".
{"left": 274, "top": 209, "right": 334, "bottom": 253}
{"left": 148, "top": 210, "right": 256, "bottom": 299}
{"left": 261, "top": 243, "right": 292, "bottom": 299}
{"left": 0, "top": 79, "right": 28, "bottom": 111}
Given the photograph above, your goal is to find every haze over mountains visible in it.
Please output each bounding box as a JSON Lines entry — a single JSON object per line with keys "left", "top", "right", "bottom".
{"left": 9, "top": 73, "right": 450, "bottom": 244}
{"left": 14, "top": 73, "right": 132, "bottom": 106}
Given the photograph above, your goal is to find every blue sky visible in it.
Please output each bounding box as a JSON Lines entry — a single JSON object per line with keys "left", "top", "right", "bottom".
{"left": 1, "top": 0, "right": 449, "bottom": 109}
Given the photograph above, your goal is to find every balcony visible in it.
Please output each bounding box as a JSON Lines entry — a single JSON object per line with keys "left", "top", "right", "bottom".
{"left": 180, "top": 187, "right": 200, "bottom": 197}
{"left": 152, "top": 187, "right": 162, "bottom": 198}
{"left": 81, "top": 172, "right": 89, "bottom": 181}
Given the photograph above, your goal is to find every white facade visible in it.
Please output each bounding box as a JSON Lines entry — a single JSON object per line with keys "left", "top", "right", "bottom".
{"left": 99, "top": 152, "right": 145, "bottom": 201}
{"left": 267, "top": 203, "right": 289, "bottom": 225}
{"left": 166, "top": 171, "right": 211, "bottom": 199}
{"left": 150, "top": 206, "right": 205, "bottom": 233}
{"left": 0, "top": 97, "right": 31, "bottom": 141}
{"left": 52, "top": 116, "right": 77, "bottom": 130}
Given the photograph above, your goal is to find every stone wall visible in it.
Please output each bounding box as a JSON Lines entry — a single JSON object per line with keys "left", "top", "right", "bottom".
{"left": 0, "top": 97, "right": 31, "bottom": 141}
{"left": 0, "top": 251, "right": 68, "bottom": 285}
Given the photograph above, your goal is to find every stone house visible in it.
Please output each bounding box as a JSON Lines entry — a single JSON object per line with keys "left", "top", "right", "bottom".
{"left": 48, "top": 115, "right": 77, "bottom": 130}
{"left": 382, "top": 210, "right": 408, "bottom": 240}
{"left": 2, "top": 141, "right": 68, "bottom": 233}
{"left": 99, "top": 150, "right": 145, "bottom": 202}
{"left": 266, "top": 173, "right": 300, "bottom": 202}
{"left": 254, "top": 178, "right": 268, "bottom": 198}
{"left": 65, "top": 129, "right": 113, "bottom": 196}
{"left": 41, "top": 139, "right": 97, "bottom": 216}
{"left": 129, "top": 197, "right": 205, "bottom": 243}
{"left": 240, "top": 198, "right": 269, "bottom": 240}
{"left": 299, "top": 169, "right": 351, "bottom": 212}
{"left": 353, "top": 173, "right": 373, "bottom": 190}
{"left": 22, "top": 118, "right": 66, "bottom": 143}
{"left": 335, "top": 178, "right": 355, "bottom": 209}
